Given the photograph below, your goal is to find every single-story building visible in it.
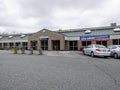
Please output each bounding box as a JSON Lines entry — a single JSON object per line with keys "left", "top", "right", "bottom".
{"left": 0, "top": 23, "right": 120, "bottom": 50}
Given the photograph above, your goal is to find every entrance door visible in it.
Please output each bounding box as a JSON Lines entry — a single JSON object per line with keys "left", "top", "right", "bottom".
{"left": 41, "top": 40, "right": 48, "bottom": 50}
{"left": 69, "top": 41, "right": 78, "bottom": 50}
{"left": 52, "top": 40, "right": 60, "bottom": 50}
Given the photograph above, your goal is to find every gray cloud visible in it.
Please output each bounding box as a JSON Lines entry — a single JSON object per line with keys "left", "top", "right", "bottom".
{"left": 0, "top": 0, "right": 120, "bottom": 33}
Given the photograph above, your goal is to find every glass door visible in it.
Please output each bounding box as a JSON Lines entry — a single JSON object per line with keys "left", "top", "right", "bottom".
{"left": 41, "top": 40, "right": 48, "bottom": 50}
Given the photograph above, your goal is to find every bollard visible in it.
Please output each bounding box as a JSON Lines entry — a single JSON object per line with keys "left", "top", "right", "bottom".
{"left": 21, "top": 47, "right": 25, "bottom": 54}
{"left": 29, "top": 48, "right": 33, "bottom": 55}
{"left": 38, "top": 48, "right": 42, "bottom": 55}
{"left": 14, "top": 47, "right": 17, "bottom": 54}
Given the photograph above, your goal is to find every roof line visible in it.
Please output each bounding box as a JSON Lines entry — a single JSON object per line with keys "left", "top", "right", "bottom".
{"left": 58, "top": 25, "right": 120, "bottom": 32}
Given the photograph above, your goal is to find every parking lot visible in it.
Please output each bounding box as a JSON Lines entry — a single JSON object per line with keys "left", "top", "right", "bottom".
{"left": 0, "top": 50, "right": 120, "bottom": 90}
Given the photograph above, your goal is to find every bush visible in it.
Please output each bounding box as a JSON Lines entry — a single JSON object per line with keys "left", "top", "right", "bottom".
{"left": 79, "top": 46, "right": 84, "bottom": 51}
{"left": 10, "top": 48, "right": 15, "bottom": 51}
{"left": 0, "top": 48, "right": 4, "bottom": 50}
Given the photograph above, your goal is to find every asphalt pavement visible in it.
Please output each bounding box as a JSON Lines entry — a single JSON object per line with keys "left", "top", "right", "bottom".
{"left": 0, "top": 50, "right": 120, "bottom": 90}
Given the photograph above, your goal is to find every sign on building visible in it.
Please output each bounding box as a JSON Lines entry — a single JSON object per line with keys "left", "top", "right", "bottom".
{"left": 40, "top": 36, "right": 48, "bottom": 40}
{"left": 80, "top": 35, "right": 110, "bottom": 41}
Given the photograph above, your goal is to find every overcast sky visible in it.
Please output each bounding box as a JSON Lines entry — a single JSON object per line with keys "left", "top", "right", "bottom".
{"left": 0, "top": 0, "right": 120, "bottom": 33}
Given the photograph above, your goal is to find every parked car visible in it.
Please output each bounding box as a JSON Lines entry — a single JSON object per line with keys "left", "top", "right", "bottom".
{"left": 108, "top": 45, "right": 120, "bottom": 59}
{"left": 83, "top": 44, "right": 111, "bottom": 57}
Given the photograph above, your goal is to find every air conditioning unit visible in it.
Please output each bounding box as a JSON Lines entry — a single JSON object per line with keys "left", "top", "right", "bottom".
{"left": 85, "top": 30, "right": 91, "bottom": 34}
{"left": 113, "top": 28, "right": 120, "bottom": 32}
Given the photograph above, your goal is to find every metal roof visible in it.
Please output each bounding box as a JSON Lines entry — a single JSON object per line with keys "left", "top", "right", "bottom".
{"left": 58, "top": 25, "right": 120, "bottom": 32}
{"left": 60, "top": 28, "right": 120, "bottom": 37}
{"left": 0, "top": 34, "right": 31, "bottom": 42}
{"left": 0, "top": 25, "right": 120, "bottom": 42}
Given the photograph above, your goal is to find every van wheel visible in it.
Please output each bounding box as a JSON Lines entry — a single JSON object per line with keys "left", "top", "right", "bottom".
{"left": 114, "top": 53, "right": 118, "bottom": 59}
{"left": 91, "top": 52, "right": 94, "bottom": 57}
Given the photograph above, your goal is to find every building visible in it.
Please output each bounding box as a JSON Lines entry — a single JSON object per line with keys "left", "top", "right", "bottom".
{"left": 0, "top": 34, "right": 31, "bottom": 50}
{"left": 0, "top": 23, "right": 120, "bottom": 50}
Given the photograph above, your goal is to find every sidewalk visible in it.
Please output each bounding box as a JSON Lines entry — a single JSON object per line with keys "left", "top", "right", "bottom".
{"left": 11, "top": 50, "right": 82, "bottom": 57}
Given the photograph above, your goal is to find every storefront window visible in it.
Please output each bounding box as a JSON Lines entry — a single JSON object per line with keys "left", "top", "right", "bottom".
{"left": 69, "top": 41, "right": 78, "bottom": 50}
{"left": 96, "top": 41, "right": 101, "bottom": 45}
{"left": 96, "top": 41, "right": 107, "bottom": 46}
{"left": 52, "top": 40, "right": 60, "bottom": 50}
{"left": 16, "top": 42, "right": 21, "bottom": 48}
{"left": 102, "top": 41, "right": 107, "bottom": 46}
{"left": 9, "top": 43, "right": 14, "bottom": 48}
{"left": 119, "top": 39, "right": 120, "bottom": 45}
{"left": 31, "top": 41, "right": 37, "bottom": 50}
{"left": 23, "top": 42, "right": 28, "bottom": 50}
{"left": 113, "top": 39, "right": 120, "bottom": 45}
{"left": 3, "top": 43, "right": 8, "bottom": 49}
{"left": 82, "top": 41, "right": 91, "bottom": 46}
{"left": 41, "top": 40, "right": 48, "bottom": 50}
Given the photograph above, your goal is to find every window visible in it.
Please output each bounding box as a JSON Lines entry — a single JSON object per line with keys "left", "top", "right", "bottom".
{"left": 3, "top": 43, "right": 8, "bottom": 48}
{"left": 96, "top": 41, "right": 107, "bottom": 46}
{"left": 16, "top": 42, "right": 21, "bottom": 48}
{"left": 82, "top": 41, "right": 91, "bottom": 46}
{"left": 31, "top": 41, "right": 37, "bottom": 50}
{"left": 9, "top": 43, "right": 14, "bottom": 48}
{"left": 22, "top": 42, "right": 28, "bottom": 49}
{"left": 69, "top": 41, "right": 78, "bottom": 50}
{"left": 41, "top": 40, "right": 48, "bottom": 50}
{"left": 112, "top": 39, "right": 120, "bottom": 45}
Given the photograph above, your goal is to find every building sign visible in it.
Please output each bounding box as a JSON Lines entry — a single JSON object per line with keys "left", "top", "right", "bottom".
{"left": 40, "top": 36, "right": 48, "bottom": 40}
{"left": 80, "top": 35, "right": 110, "bottom": 41}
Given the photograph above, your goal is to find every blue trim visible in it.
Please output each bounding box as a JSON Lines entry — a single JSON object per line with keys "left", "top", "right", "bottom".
{"left": 40, "top": 38, "right": 48, "bottom": 40}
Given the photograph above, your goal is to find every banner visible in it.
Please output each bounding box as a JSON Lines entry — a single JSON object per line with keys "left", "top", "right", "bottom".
{"left": 80, "top": 35, "right": 110, "bottom": 41}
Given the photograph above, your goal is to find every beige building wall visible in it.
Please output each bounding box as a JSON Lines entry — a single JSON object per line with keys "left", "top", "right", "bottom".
{"left": 110, "top": 35, "right": 120, "bottom": 39}
{"left": 28, "top": 29, "right": 65, "bottom": 50}
{"left": 107, "top": 40, "right": 112, "bottom": 46}
{"left": 78, "top": 40, "right": 81, "bottom": 50}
